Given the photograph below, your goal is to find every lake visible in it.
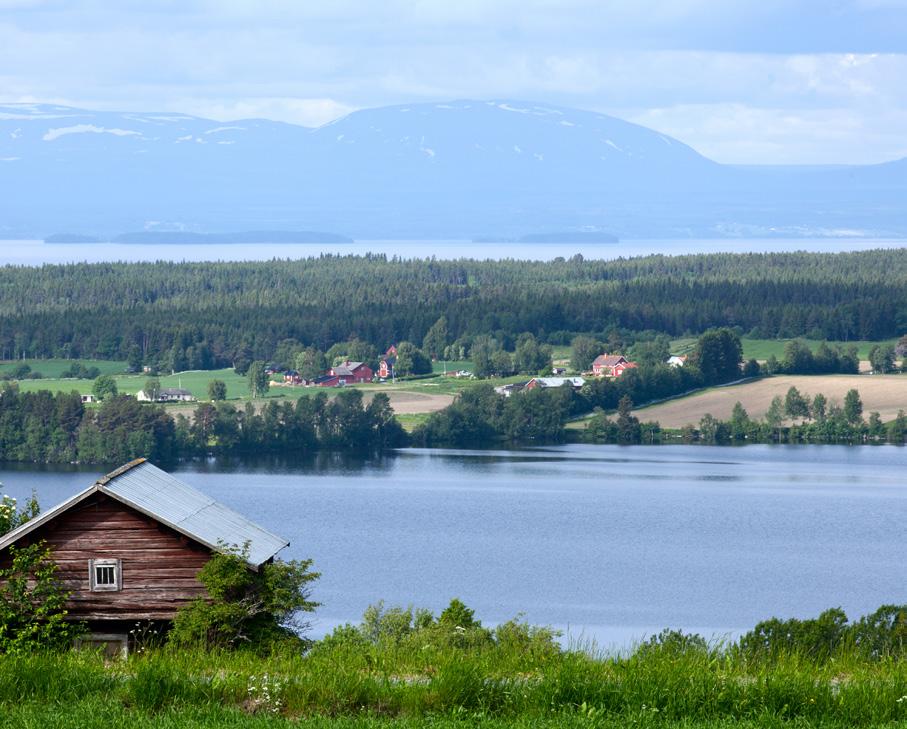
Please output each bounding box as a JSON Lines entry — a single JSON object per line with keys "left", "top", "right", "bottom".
{"left": 0, "top": 238, "right": 905, "bottom": 264}
{"left": 2, "top": 444, "right": 904, "bottom": 650}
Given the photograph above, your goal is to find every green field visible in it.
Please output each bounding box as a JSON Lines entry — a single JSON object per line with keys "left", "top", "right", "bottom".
{"left": 670, "top": 338, "right": 897, "bottom": 362}
{"left": 13, "top": 367, "right": 254, "bottom": 401}
{"left": 6, "top": 362, "right": 497, "bottom": 417}
{"left": 431, "top": 359, "right": 474, "bottom": 374}
{"left": 0, "top": 358, "right": 127, "bottom": 378}
{"left": 394, "top": 412, "right": 432, "bottom": 431}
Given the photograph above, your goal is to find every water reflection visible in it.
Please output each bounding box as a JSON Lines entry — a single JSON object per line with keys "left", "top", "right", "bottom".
{"left": 176, "top": 451, "right": 398, "bottom": 476}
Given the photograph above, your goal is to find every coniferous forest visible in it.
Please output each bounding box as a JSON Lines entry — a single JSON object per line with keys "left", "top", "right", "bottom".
{"left": 0, "top": 250, "right": 904, "bottom": 366}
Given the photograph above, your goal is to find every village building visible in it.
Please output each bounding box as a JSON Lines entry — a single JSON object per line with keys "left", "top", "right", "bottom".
{"left": 591, "top": 354, "right": 629, "bottom": 376}
{"left": 524, "top": 376, "right": 586, "bottom": 391}
{"left": 493, "top": 381, "right": 528, "bottom": 397}
{"left": 377, "top": 346, "right": 397, "bottom": 379}
{"left": 0, "top": 459, "right": 288, "bottom": 655}
{"left": 315, "top": 361, "right": 374, "bottom": 387}
{"left": 667, "top": 355, "right": 688, "bottom": 368}
{"left": 283, "top": 369, "right": 303, "bottom": 385}
{"left": 136, "top": 387, "right": 196, "bottom": 403}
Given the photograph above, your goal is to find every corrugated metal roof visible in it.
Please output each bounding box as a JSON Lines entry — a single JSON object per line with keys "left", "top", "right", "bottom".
{"left": 101, "top": 460, "right": 289, "bottom": 566}
{"left": 0, "top": 459, "right": 289, "bottom": 567}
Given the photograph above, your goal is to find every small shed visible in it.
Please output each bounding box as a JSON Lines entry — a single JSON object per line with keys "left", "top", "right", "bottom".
{"left": 0, "top": 458, "right": 288, "bottom": 654}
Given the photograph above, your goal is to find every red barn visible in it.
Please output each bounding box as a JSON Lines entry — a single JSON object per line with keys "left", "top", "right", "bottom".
{"left": 319, "top": 360, "right": 373, "bottom": 385}
{"left": 0, "top": 459, "right": 288, "bottom": 655}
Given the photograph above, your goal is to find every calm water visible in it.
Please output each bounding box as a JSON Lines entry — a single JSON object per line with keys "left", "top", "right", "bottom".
{"left": 0, "top": 238, "right": 905, "bottom": 264}
{"left": 2, "top": 445, "right": 904, "bottom": 649}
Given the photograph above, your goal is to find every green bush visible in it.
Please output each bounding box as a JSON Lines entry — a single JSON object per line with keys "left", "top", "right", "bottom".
{"left": 0, "top": 541, "right": 85, "bottom": 653}
{"left": 738, "top": 608, "right": 849, "bottom": 662}
{"left": 170, "top": 543, "right": 319, "bottom": 652}
{"left": 850, "top": 604, "right": 907, "bottom": 659}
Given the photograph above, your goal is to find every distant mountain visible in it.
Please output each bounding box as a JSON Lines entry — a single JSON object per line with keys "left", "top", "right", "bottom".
{"left": 1, "top": 100, "right": 905, "bottom": 239}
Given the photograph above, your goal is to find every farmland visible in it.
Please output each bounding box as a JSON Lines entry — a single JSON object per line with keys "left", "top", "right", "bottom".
{"left": 4, "top": 360, "right": 466, "bottom": 416}
{"left": 670, "top": 337, "right": 896, "bottom": 362}
{"left": 632, "top": 373, "right": 907, "bottom": 428}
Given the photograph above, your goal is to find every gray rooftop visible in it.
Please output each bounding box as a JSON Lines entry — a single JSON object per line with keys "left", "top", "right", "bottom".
{"left": 0, "top": 459, "right": 289, "bottom": 567}
{"left": 333, "top": 361, "right": 364, "bottom": 376}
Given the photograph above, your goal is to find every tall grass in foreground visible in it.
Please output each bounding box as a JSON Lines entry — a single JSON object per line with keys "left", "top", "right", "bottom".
{"left": 0, "top": 641, "right": 905, "bottom": 727}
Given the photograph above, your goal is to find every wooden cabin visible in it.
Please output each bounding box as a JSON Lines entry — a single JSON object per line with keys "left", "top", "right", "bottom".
{"left": 0, "top": 458, "right": 289, "bottom": 655}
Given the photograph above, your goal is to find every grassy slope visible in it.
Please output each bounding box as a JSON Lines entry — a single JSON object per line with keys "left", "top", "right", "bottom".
{"left": 1, "top": 646, "right": 904, "bottom": 728}
{"left": 670, "top": 339, "right": 897, "bottom": 362}
{"left": 0, "top": 358, "right": 127, "bottom": 377}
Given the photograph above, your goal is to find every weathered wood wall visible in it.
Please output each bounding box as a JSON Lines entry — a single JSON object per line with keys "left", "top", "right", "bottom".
{"left": 2, "top": 492, "right": 211, "bottom": 621}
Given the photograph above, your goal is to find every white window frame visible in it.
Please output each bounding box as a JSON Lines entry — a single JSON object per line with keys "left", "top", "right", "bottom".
{"left": 89, "top": 558, "right": 121, "bottom": 592}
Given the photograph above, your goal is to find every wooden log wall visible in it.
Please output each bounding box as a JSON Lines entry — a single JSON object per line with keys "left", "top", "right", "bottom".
{"left": 2, "top": 492, "right": 211, "bottom": 621}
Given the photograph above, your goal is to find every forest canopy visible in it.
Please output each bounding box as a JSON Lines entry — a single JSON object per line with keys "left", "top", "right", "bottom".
{"left": 0, "top": 250, "right": 904, "bottom": 368}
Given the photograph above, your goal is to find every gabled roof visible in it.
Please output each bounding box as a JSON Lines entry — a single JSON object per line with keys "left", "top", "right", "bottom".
{"left": 528, "top": 376, "right": 586, "bottom": 388}
{"left": 333, "top": 361, "right": 367, "bottom": 376}
{"left": 592, "top": 354, "right": 627, "bottom": 367}
{"left": 0, "top": 459, "right": 289, "bottom": 568}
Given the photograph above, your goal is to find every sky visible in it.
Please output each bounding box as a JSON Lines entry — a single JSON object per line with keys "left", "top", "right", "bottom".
{"left": 1, "top": 0, "right": 905, "bottom": 165}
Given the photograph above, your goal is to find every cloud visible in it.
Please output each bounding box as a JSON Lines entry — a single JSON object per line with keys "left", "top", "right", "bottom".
{"left": 171, "top": 98, "right": 357, "bottom": 127}
{"left": 0, "top": 2, "right": 906, "bottom": 163}
{"left": 627, "top": 103, "right": 907, "bottom": 164}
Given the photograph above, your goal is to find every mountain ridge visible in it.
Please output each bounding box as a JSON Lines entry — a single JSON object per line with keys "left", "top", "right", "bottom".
{"left": 1, "top": 99, "right": 904, "bottom": 239}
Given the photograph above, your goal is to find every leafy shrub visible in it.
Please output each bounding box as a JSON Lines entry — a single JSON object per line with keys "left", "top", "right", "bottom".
{"left": 0, "top": 541, "right": 85, "bottom": 653}
{"left": 850, "top": 604, "right": 907, "bottom": 659}
{"left": 635, "top": 628, "right": 709, "bottom": 658}
{"left": 170, "top": 543, "right": 319, "bottom": 652}
{"left": 738, "top": 607, "right": 849, "bottom": 662}
{"left": 0, "top": 490, "right": 39, "bottom": 535}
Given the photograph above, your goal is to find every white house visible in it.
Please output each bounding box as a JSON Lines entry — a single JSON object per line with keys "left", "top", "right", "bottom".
{"left": 525, "top": 376, "right": 586, "bottom": 391}
{"left": 136, "top": 388, "right": 196, "bottom": 403}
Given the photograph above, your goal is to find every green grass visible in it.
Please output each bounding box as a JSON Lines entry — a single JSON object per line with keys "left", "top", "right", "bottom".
{"left": 740, "top": 338, "right": 896, "bottom": 362}
{"left": 0, "top": 358, "right": 127, "bottom": 378}
{"left": 395, "top": 413, "right": 433, "bottom": 432}
{"left": 13, "top": 368, "right": 254, "bottom": 401}
{"left": 670, "top": 338, "right": 898, "bottom": 362}
{"left": 431, "top": 360, "right": 474, "bottom": 374}
{"left": 0, "top": 641, "right": 904, "bottom": 727}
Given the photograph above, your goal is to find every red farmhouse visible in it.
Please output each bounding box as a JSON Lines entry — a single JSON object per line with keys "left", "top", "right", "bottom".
{"left": 316, "top": 360, "right": 373, "bottom": 386}
{"left": 591, "top": 354, "right": 637, "bottom": 377}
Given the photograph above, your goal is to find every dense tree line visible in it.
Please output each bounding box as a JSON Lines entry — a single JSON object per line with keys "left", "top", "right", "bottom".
{"left": 0, "top": 387, "right": 406, "bottom": 464}
{"left": 764, "top": 339, "right": 860, "bottom": 375}
{"left": 0, "top": 251, "right": 905, "bottom": 367}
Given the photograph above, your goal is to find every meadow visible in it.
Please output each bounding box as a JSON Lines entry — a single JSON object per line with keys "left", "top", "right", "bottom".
{"left": 0, "top": 358, "right": 127, "bottom": 378}
{"left": 1, "top": 634, "right": 905, "bottom": 728}
{"left": 670, "top": 339, "right": 897, "bottom": 363}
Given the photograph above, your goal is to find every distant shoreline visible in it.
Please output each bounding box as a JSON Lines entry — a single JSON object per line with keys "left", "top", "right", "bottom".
{"left": 43, "top": 231, "right": 354, "bottom": 245}
{"left": 473, "top": 232, "right": 620, "bottom": 244}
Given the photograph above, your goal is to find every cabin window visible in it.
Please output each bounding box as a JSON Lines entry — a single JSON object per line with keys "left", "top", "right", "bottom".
{"left": 89, "top": 558, "right": 121, "bottom": 592}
